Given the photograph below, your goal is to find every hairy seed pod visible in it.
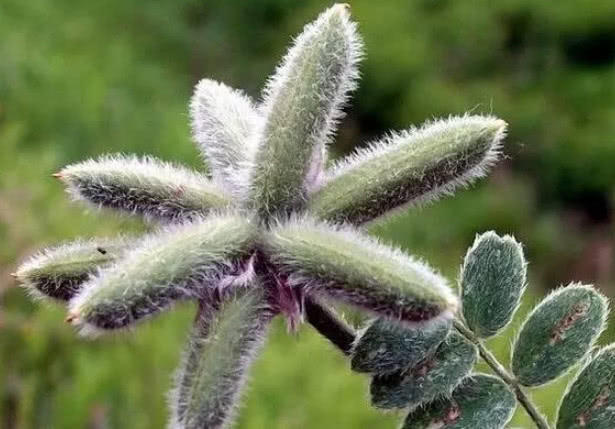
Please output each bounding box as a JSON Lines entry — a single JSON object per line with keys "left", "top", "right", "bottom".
{"left": 309, "top": 115, "right": 506, "bottom": 225}
{"left": 402, "top": 374, "right": 516, "bottom": 429}
{"left": 512, "top": 284, "right": 607, "bottom": 387}
{"left": 370, "top": 332, "right": 477, "bottom": 410}
{"left": 557, "top": 344, "right": 615, "bottom": 428}
{"left": 351, "top": 317, "right": 450, "bottom": 374}
{"left": 248, "top": 3, "right": 362, "bottom": 218}
{"left": 15, "top": 4, "right": 526, "bottom": 428}
{"left": 68, "top": 214, "right": 257, "bottom": 333}
{"left": 15, "top": 238, "right": 129, "bottom": 301}
{"left": 190, "top": 79, "right": 260, "bottom": 193}
{"left": 169, "top": 288, "right": 274, "bottom": 429}
{"left": 461, "top": 231, "right": 526, "bottom": 338}
{"left": 58, "top": 155, "right": 230, "bottom": 222}
{"left": 263, "top": 216, "right": 458, "bottom": 325}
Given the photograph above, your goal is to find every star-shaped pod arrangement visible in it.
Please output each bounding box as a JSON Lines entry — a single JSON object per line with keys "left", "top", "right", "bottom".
{"left": 15, "top": 4, "right": 507, "bottom": 428}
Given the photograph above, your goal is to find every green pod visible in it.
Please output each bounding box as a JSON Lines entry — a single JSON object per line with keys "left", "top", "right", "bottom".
{"left": 309, "top": 115, "right": 506, "bottom": 225}
{"left": 512, "top": 284, "right": 607, "bottom": 387}
{"left": 190, "top": 79, "right": 259, "bottom": 193}
{"left": 68, "top": 213, "right": 257, "bottom": 333}
{"left": 461, "top": 231, "right": 526, "bottom": 338}
{"left": 557, "top": 344, "right": 615, "bottom": 428}
{"left": 248, "top": 4, "right": 362, "bottom": 218}
{"left": 170, "top": 288, "right": 273, "bottom": 429}
{"left": 58, "top": 155, "right": 230, "bottom": 223}
{"left": 351, "top": 317, "right": 450, "bottom": 374}
{"left": 263, "top": 216, "right": 458, "bottom": 325}
{"left": 370, "top": 332, "right": 477, "bottom": 410}
{"left": 15, "top": 238, "right": 128, "bottom": 301}
{"left": 402, "top": 374, "right": 516, "bottom": 429}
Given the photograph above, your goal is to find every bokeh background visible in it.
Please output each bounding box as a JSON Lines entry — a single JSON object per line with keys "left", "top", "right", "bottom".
{"left": 2, "top": 0, "right": 615, "bottom": 427}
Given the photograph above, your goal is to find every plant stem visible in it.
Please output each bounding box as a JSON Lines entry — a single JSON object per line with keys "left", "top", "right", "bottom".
{"left": 453, "top": 319, "right": 551, "bottom": 429}
{"left": 304, "top": 296, "right": 356, "bottom": 355}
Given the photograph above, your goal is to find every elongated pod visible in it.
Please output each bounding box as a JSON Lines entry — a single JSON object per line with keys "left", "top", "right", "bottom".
{"left": 57, "top": 155, "right": 230, "bottom": 222}
{"left": 309, "top": 115, "right": 506, "bottom": 224}
{"left": 248, "top": 4, "right": 362, "bottom": 218}
{"left": 170, "top": 287, "right": 273, "bottom": 429}
{"left": 262, "top": 216, "right": 457, "bottom": 325}
{"left": 15, "top": 237, "right": 129, "bottom": 301}
{"left": 190, "top": 79, "right": 260, "bottom": 193}
{"left": 68, "top": 213, "right": 257, "bottom": 333}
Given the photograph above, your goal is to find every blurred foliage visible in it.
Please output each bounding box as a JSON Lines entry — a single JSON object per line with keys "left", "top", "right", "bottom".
{"left": 1, "top": 0, "right": 615, "bottom": 427}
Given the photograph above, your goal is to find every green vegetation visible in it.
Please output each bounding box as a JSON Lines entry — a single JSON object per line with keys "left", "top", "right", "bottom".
{"left": 2, "top": 0, "right": 615, "bottom": 428}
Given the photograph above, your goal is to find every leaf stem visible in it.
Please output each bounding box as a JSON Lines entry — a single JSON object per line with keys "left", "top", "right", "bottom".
{"left": 453, "top": 319, "right": 551, "bottom": 429}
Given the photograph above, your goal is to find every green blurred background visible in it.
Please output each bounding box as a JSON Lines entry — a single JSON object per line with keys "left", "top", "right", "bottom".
{"left": 2, "top": 0, "right": 615, "bottom": 427}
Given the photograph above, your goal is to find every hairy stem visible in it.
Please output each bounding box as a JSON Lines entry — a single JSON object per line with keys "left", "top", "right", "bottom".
{"left": 453, "top": 319, "right": 551, "bottom": 429}
{"left": 304, "top": 296, "right": 356, "bottom": 355}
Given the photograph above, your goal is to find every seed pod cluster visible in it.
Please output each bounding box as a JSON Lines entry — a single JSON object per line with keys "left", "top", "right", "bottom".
{"left": 22, "top": 4, "right": 615, "bottom": 429}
